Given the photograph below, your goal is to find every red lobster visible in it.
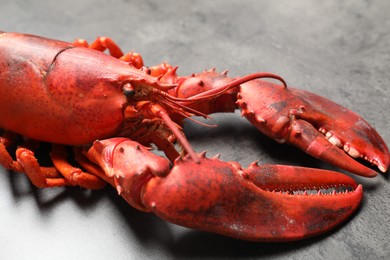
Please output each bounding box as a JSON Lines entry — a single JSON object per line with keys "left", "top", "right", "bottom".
{"left": 0, "top": 32, "right": 388, "bottom": 242}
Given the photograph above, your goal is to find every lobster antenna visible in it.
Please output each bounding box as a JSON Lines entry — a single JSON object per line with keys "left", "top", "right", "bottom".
{"left": 162, "top": 72, "right": 287, "bottom": 103}
{"left": 186, "top": 72, "right": 287, "bottom": 101}
{"left": 160, "top": 98, "right": 217, "bottom": 127}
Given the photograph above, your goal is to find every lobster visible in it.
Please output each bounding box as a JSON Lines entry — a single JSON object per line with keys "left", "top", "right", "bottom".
{"left": 0, "top": 32, "right": 388, "bottom": 242}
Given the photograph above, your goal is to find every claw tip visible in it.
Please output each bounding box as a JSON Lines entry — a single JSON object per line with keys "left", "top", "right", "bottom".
{"left": 379, "top": 164, "right": 387, "bottom": 173}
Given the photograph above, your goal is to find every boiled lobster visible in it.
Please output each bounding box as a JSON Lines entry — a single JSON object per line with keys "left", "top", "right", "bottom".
{"left": 0, "top": 32, "right": 388, "bottom": 242}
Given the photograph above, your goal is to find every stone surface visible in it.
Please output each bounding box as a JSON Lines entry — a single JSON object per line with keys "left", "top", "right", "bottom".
{"left": 0, "top": 0, "right": 389, "bottom": 259}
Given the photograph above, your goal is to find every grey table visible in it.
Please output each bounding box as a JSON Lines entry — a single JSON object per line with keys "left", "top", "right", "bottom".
{"left": 0, "top": 1, "right": 389, "bottom": 259}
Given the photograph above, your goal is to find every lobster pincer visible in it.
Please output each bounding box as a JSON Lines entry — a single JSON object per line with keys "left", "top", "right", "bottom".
{"left": 170, "top": 69, "right": 389, "bottom": 177}
{"left": 237, "top": 79, "right": 389, "bottom": 177}
{"left": 82, "top": 137, "right": 362, "bottom": 242}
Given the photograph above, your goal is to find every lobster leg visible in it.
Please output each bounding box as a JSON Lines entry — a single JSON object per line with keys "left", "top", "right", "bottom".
{"left": 15, "top": 146, "right": 71, "bottom": 188}
{"left": 73, "top": 37, "right": 174, "bottom": 74}
{"left": 50, "top": 145, "right": 106, "bottom": 189}
{"left": 1, "top": 134, "right": 106, "bottom": 189}
{"left": 0, "top": 131, "right": 24, "bottom": 172}
{"left": 73, "top": 37, "right": 123, "bottom": 58}
{"left": 0, "top": 131, "right": 64, "bottom": 184}
{"left": 73, "top": 37, "right": 144, "bottom": 69}
{"left": 84, "top": 137, "right": 363, "bottom": 242}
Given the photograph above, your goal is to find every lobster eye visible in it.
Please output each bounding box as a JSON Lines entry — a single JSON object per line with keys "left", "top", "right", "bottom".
{"left": 122, "top": 83, "right": 135, "bottom": 97}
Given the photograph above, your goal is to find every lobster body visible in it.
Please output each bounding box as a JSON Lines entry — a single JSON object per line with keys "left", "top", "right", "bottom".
{"left": 0, "top": 32, "right": 389, "bottom": 242}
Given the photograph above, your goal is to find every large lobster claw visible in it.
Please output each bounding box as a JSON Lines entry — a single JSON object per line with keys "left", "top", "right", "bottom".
{"left": 237, "top": 79, "right": 389, "bottom": 177}
{"left": 84, "top": 138, "right": 362, "bottom": 242}
{"left": 143, "top": 156, "right": 362, "bottom": 242}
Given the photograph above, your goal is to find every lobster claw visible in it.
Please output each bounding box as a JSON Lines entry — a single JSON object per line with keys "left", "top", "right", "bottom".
{"left": 84, "top": 138, "right": 362, "bottom": 241}
{"left": 143, "top": 155, "right": 362, "bottom": 242}
{"left": 238, "top": 79, "right": 389, "bottom": 177}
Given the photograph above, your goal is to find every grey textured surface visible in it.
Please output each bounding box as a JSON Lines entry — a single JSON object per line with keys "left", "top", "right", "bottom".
{"left": 0, "top": 0, "right": 389, "bottom": 259}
